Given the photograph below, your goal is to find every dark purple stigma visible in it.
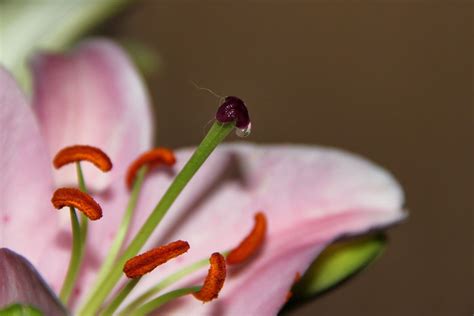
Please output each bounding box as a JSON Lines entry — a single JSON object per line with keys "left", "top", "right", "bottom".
{"left": 215, "top": 96, "right": 250, "bottom": 129}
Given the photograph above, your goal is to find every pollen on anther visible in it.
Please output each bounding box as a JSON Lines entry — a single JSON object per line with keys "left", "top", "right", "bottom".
{"left": 53, "top": 145, "right": 112, "bottom": 171}
{"left": 123, "top": 240, "right": 190, "bottom": 279}
{"left": 51, "top": 188, "right": 102, "bottom": 220}
{"left": 125, "top": 148, "right": 176, "bottom": 189}
{"left": 193, "top": 253, "right": 227, "bottom": 302}
{"left": 226, "top": 212, "right": 267, "bottom": 265}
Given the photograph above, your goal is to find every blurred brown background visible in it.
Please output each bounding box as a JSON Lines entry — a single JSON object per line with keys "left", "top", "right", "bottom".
{"left": 102, "top": 1, "right": 473, "bottom": 315}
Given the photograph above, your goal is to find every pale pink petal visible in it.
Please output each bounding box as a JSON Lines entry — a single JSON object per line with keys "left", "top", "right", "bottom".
{"left": 120, "top": 143, "right": 405, "bottom": 315}
{"left": 0, "top": 248, "right": 66, "bottom": 316}
{"left": 0, "top": 67, "right": 59, "bottom": 270}
{"left": 31, "top": 38, "right": 153, "bottom": 191}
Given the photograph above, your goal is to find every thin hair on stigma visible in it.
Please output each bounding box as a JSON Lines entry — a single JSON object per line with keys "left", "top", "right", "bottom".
{"left": 190, "top": 81, "right": 227, "bottom": 135}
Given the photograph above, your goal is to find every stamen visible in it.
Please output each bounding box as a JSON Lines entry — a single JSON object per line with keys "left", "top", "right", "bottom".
{"left": 123, "top": 240, "right": 190, "bottom": 279}
{"left": 226, "top": 212, "right": 267, "bottom": 265}
{"left": 51, "top": 188, "right": 102, "bottom": 220}
{"left": 125, "top": 148, "right": 176, "bottom": 189}
{"left": 53, "top": 145, "right": 112, "bottom": 172}
{"left": 193, "top": 253, "right": 227, "bottom": 302}
{"left": 79, "top": 121, "right": 236, "bottom": 315}
{"left": 215, "top": 96, "right": 251, "bottom": 137}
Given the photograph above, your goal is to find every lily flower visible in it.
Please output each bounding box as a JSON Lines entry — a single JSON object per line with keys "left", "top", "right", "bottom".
{"left": 0, "top": 39, "right": 406, "bottom": 315}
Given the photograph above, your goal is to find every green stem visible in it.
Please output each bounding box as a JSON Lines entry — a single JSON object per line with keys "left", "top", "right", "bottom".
{"left": 87, "top": 166, "right": 148, "bottom": 303}
{"left": 79, "top": 122, "right": 234, "bottom": 315}
{"left": 131, "top": 287, "right": 201, "bottom": 316}
{"left": 101, "top": 278, "right": 141, "bottom": 316}
{"left": 76, "top": 162, "right": 88, "bottom": 244}
{"left": 59, "top": 162, "right": 89, "bottom": 305}
{"left": 59, "top": 207, "right": 82, "bottom": 304}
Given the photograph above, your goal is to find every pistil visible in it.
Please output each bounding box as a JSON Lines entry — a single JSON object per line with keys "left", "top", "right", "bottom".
{"left": 80, "top": 122, "right": 235, "bottom": 315}
{"left": 80, "top": 99, "right": 251, "bottom": 314}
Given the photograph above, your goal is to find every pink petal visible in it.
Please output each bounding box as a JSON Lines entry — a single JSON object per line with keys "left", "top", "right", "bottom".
{"left": 30, "top": 38, "right": 153, "bottom": 191}
{"left": 122, "top": 143, "right": 406, "bottom": 314}
{"left": 0, "top": 248, "right": 66, "bottom": 316}
{"left": 0, "top": 67, "right": 59, "bottom": 269}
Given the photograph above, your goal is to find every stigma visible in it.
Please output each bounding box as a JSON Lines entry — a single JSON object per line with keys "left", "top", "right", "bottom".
{"left": 215, "top": 96, "right": 251, "bottom": 137}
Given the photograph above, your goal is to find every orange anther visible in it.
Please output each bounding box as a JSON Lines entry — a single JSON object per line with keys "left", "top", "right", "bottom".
{"left": 125, "top": 148, "right": 176, "bottom": 189}
{"left": 53, "top": 145, "right": 112, "bottom": 172}
{"left": 226, "top": 212, "right": 267, "bottom": 265}
{"left": 51, "top": 188, "right": 102, "bottom": 220}
{"left": 193, "top": 253, "right": 227, "bottom": 302}
{"left": 123, "top": 240, "right": 190, "bottom": 279}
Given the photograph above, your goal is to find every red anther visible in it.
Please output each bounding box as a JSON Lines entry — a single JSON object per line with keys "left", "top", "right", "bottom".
{"left": 53, "top": 145, "right": 112, "bottom": 172}
{"left": 125, "top": 148, "right": 176, "bottom": 189}
{"left": 123, "top": 240, "right": 190, "bottom": 279}
{"left": 193, "top": 253, "right": 227, "bottom": 302}
{"left": 51, "top": 188, "right": 102, "bottom": 220}
{"left": 226, "top": 212, "right": 267, "bottom": 265}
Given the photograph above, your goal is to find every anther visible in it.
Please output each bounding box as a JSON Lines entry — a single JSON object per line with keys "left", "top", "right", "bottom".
{"left": 51, "top": 188, "right": 102, "bottom": 220}
{"left": 53, "top": 145, "right": 112, "bottom": 171}
{"left": 125, "top": 148, "right": 176, "bottom": 189}
{"left": 226, "top": 212, "right": 267, "bottom": 265}
{"left": 123, "top": 240, "right": 190, "bottom": 279}
{"left": 193, "top": 253, "right": 227, "bottom": 302}
{"left": 215, "top": 96, "right": 251, "bottom": 137}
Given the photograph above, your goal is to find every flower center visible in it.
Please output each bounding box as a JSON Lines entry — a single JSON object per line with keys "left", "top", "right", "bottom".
{"left": 46, "top": 99, "right": 264, "bottom": 314}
